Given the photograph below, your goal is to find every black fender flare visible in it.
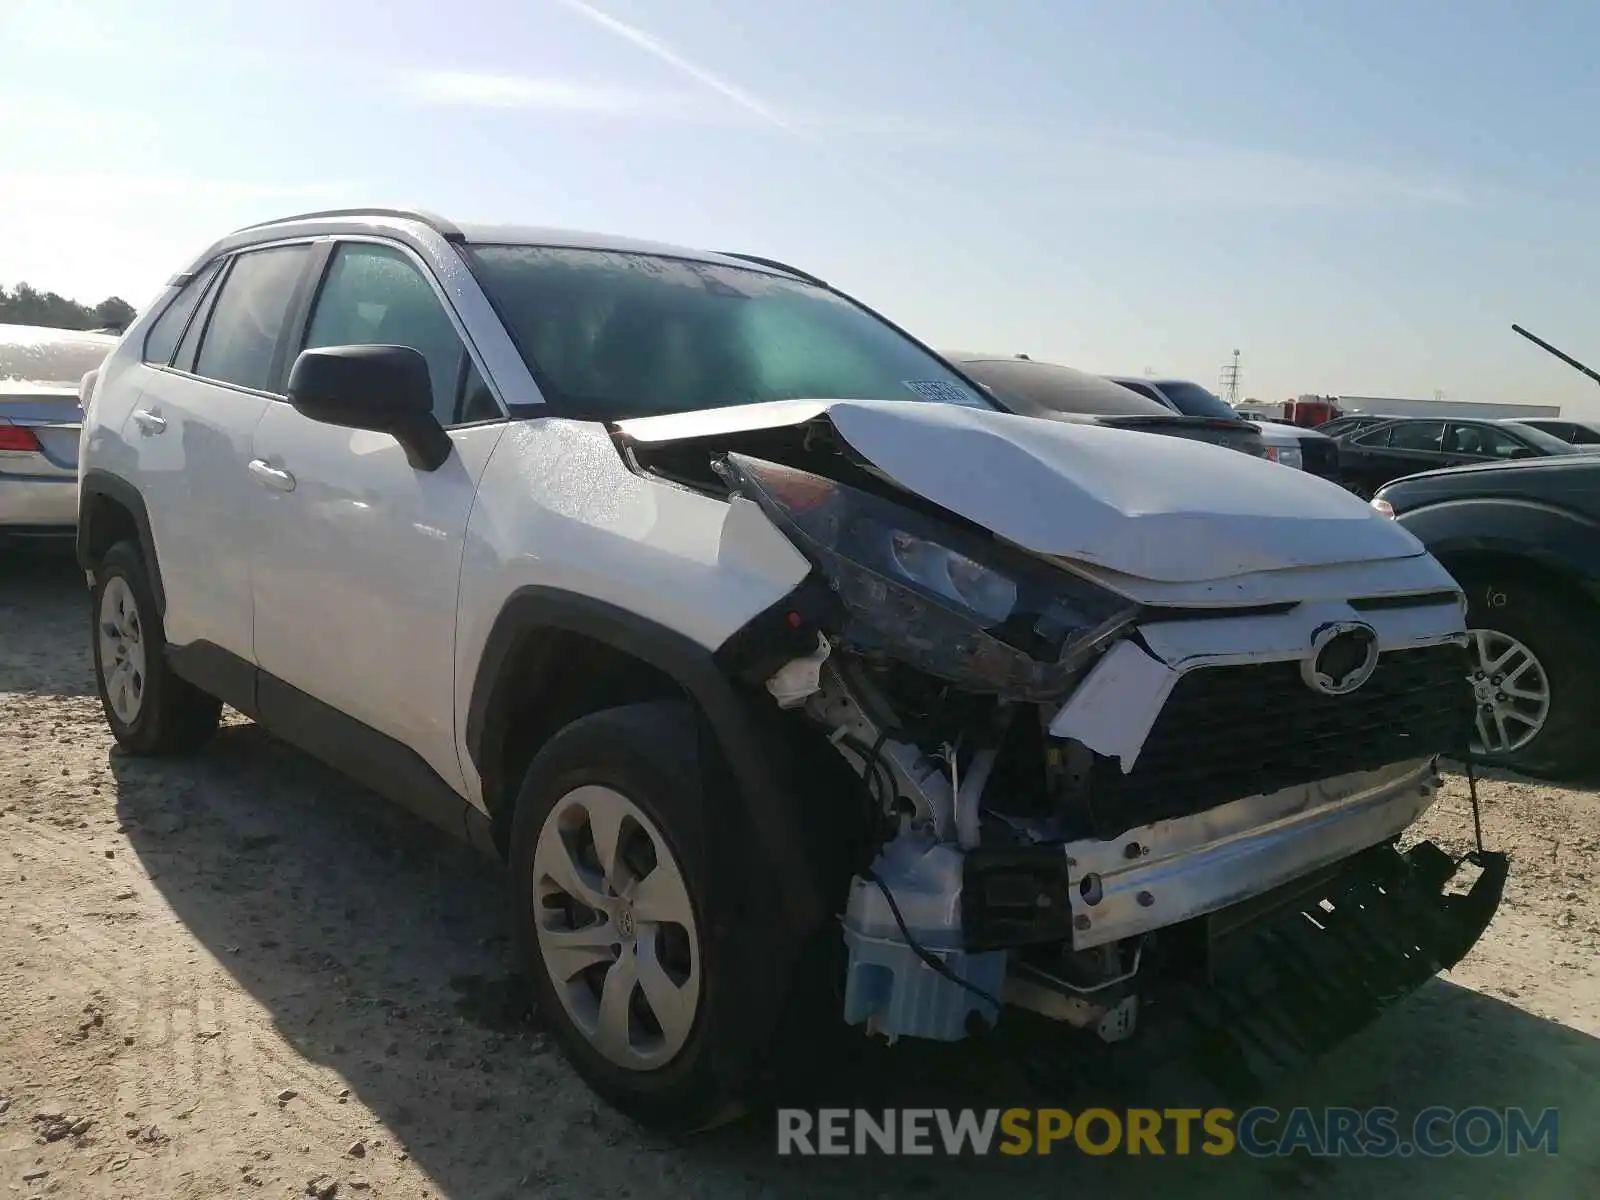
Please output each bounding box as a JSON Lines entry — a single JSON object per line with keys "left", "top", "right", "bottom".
{"left": 1396, "top": 497, "right": 1600, "bottom": 600}
{"left": 465, "top": 585, "right": 826, "bottom": 936}
{"left": 77, "top": 469, "right": 166, "bottom": 615}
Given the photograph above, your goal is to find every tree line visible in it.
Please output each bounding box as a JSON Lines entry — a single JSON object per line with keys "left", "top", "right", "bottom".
{"left": 1, "top": 283, "right": 137, "bottom": 334}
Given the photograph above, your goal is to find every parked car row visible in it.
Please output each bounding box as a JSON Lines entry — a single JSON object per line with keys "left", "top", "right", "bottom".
{"left": 1106, "top": 375, "right": 1342, "bottom": 478}
{"left": 940, "top": 353, "right": 1272, "bottom": 456}
{"left": 1330, "top": 414, "right": 1590, "bottom": 497}
{"left": 0, "top": 324, "right": 117, "bottom": 543}
{"left": 58, "top": 207, "right": 1517, "bottom": 1130}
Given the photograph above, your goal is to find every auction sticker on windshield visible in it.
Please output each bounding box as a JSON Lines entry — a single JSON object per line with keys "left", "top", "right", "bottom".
{"left": 902, "top": 379, "right": 983, "bottom": 406}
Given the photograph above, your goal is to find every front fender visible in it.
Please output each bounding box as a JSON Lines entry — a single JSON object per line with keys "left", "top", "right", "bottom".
{"left": 465, "top": 585, "right": 830, "bottom": 1097}
{"left": 1394, "top": 497, "right": 1600, "bottom": 596}
{"left": 465, "top": 585, "right": 826, "bottom": 935}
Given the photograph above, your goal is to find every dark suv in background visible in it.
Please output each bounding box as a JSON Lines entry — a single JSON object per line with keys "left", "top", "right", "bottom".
{"left": 1374, "top": 455, "right": 1600, "bottom": 778}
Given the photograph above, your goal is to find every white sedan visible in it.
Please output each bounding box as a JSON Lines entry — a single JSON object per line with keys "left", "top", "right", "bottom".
{"left": 1, "top": 324, "right": 116, "bottom": 543}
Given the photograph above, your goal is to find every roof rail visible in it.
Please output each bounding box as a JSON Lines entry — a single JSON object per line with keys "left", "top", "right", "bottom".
{"left": 717, "top": 252, "right": 827, "bottom": 287}
{"left": 232, "top": 208, "right": 465, "bottom": 242}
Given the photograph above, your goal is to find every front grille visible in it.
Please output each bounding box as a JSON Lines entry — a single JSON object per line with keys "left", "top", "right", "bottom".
{"left": 1080, "top": 644, "right": 1471, "bottom": 835}
{"left": 1300, "top": 437, "right": 1340, "bottom": 478}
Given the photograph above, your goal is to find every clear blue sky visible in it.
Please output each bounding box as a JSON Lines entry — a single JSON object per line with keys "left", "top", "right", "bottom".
{"left": 4, "top": 0, "right": 1598, "bottom": 414}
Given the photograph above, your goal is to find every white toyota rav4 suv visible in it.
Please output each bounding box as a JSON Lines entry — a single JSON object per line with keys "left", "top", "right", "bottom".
{"left": 78, "top": 209, "right": 1505, "bottom": 1129}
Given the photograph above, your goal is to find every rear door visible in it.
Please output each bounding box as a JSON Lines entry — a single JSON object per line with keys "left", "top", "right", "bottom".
{"left": 130, "top": 243, "right": 318, "bottom": 660}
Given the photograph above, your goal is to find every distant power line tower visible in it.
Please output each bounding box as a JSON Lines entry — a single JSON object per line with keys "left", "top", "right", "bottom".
{"left": 1219, "top": 349, "right": 1242, "bottom": 405}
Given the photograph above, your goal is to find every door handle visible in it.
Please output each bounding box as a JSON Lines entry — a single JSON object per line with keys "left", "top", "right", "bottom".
{"left": 131, "top": 408, "right": 166, "bottom": 435}
{"left": 248, "top": 459, "right": 296, "bottom": 492}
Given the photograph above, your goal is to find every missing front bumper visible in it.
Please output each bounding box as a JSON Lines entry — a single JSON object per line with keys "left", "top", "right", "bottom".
{"left": 1177, "top": 839, "right": 1508, "bottom": 1096}
{"left": 962, "top": 758, "right": 1444, "bottom": 953}
{"left": 1020, "top": 839, "right": 1508, "bottom": 1101}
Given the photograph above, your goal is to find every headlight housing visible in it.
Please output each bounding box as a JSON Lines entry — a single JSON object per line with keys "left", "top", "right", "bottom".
{"left": 717, "top": 453, "right": 1138, "bottom": 699}
{"left": 1370, "top": 496, "right": 1396, "bottom": 519}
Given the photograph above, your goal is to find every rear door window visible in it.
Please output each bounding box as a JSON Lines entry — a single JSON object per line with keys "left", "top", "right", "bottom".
{"left": 193, "top": 245, "right": 312, "bottom": 392}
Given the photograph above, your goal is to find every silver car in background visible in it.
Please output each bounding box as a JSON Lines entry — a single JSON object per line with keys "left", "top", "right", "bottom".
{"left": 1, "top": 324, "right": 117, "bottom": 541}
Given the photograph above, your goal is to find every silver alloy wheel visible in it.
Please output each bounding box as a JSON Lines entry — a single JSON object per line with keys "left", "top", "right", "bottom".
{"left": 98, "top": 576, "right": 147, "bottom": 725}
{"left": 1468, "top": 627, "right": 1552, "bottom": 756}
{"left": 531, "top": 785, "right": 702, "bottom": 1072}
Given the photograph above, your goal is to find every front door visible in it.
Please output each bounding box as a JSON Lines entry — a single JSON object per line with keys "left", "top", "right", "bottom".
{"left": 247, "top": 240, "right": 507, "bottom": 795}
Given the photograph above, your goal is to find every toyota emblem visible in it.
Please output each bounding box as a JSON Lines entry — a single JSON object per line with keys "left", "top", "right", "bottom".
{"left": 1301, "top": 621, "right": 1380, "bottom": 696}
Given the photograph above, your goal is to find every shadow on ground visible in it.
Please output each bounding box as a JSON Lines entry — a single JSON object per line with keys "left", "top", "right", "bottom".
{"left": 1440, "top": 756, "right": 1600, "bottom": 796}
{"left": 110, "top": 721, "right": 1600, "bottom": 1200}
{"left": 0, "top": 544, "right": 93, "bottom": 697}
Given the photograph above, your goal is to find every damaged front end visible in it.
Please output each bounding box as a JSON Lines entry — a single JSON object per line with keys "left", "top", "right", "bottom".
{"left": 627, "top": 410, "right": 1506, "bottom": 1097}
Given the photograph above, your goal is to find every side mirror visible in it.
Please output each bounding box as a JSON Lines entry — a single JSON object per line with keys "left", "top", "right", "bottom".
{"left": 1508, "top": 447, "right": 1537, "bottom": 459}
{"left": 286, "top": 344, "right": 452, "bottom": 471}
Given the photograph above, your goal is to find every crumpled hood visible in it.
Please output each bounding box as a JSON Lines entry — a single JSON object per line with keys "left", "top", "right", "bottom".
{"left": 615, "top": 398, "right": 1428, "bottom": 584}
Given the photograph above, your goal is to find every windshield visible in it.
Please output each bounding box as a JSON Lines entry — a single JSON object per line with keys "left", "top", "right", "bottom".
{"left": 0, "top": 329, "right": 114, "bottom": 386}
{"left": 1151, "top": 380, "right": 1240, "bottom": 420}
{"left": 1501, "top": 421, "right": 1585, "bottom": 454}
{"left": 467, "top": 246, "right": 993, "bottom": 419}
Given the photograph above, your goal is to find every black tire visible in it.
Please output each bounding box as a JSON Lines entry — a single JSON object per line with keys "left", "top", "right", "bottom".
{"left": 1459, "top": 572, "right": 1600, "bottom": 779}
{"left": 506, "top": 701, "right": 753, "bottom": 1132}
{"left": 90, "top": 539, "right": 221, "bottom": 755}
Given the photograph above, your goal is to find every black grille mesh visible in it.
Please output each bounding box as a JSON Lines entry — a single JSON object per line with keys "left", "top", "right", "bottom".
{"left": 1080, "top": 644, "right": 1472, "bottom": 834}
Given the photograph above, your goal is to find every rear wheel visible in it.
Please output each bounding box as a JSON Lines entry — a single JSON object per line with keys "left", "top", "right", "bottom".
{"left": 91, "top": 540, "right": 221, "bottom": 755}
{"left": 1460, "top": 573, "right": 1600, "bottom": 778}
{"left": 507, "top": 702, "right": 752, "bottom": 1131}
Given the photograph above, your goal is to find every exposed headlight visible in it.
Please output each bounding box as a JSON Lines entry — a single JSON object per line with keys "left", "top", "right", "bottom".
{"left": 1264, "top": 444, "right": 1304, "bottom": 470}
{"left": 1370, "top": 496, "right": 1396, "bottom": 519}
{"left": 717, "top": 453, "right": 1138, "bottom": 699}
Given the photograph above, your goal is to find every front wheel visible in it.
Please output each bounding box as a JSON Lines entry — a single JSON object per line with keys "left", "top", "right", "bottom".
{"left": 507, "top": 702, "right": 751, "bottom": 1131}
{"left": 1461, "top": 574, "right": 1600, "bottom": 779}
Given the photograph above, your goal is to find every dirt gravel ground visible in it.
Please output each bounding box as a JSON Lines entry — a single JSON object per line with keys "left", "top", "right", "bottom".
{"left": 2, "top": 551, "right": 1597, "bottom": 1199}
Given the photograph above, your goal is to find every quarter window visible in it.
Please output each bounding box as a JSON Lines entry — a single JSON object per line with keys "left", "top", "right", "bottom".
{"left": 194, "top": 246, "right": 312, "bottom": 392}
{"left": 142, "top": 261, "right": 221, "bottom": 366}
